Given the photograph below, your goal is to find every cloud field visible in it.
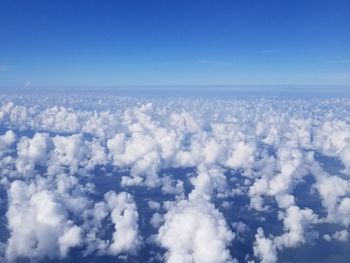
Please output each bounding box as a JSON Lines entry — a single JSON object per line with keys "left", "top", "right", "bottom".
{"left": 0, "top": 93, "right": 350, "bottom": 262}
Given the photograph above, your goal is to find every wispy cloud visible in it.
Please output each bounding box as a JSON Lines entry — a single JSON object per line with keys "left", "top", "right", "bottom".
{"left": 261, "top": 49, "right": 280, "bottom": 54}
{"left": 196, "top": 59, "right": 231, "bottom": 66}
{"left": 25, "top": 81, "right": 33, "bottom": 87}
{"left": 322, "top": 56, "right": 350, "bottom": 64}
{"left": 0, "top": 65, "right": 9, "bottom": 71}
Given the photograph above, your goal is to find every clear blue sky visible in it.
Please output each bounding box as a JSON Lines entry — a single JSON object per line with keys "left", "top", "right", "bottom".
{"left": 0, "top": 0, "right": 349, "bottom": 87}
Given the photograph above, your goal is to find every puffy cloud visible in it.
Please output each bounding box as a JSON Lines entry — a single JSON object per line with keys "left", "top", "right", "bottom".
{"left": 253, "top": 204, "right": 319, "bottom": 263}
{"left": 5, "top": 180, "right": 83, "bottom": 260}
{"left": 324, "top": 229, "right": 348, "bottom": 242}
{"left": 0, "top": 130, "right": 15, "bottom": 159}
{"left": 0, "top": 102, "right": 32, "bottom": 129}
{"left": 82, "top": 111, "right": 120, "bottom": 138}
{"left": 16, "top": 133, "right": 51, "bottom": 177}
{"left": 49, "top": 134, "right": 85, "bottom": 174}
{"left": 81, "top": 191, "right": 141, "bottom": 257}
{"left": 39, "top": 106, "right": 81, "bottom": 133}
{"left": 313, "top": 119, "right": 350, "bottom": 174}
{"left": 47, "top": 134, "right": 108, "bottom": 175}
{"left": 332, "top": 229, "right": 348, "bottom": 241}
{"left": 189, "top": 165, "right": 228, "bottom": 201}
{"left": 157, "top": 198, "right": 234, "bottom": 263}
{"left": 274, "top": 205, "right": 319, "bottom": 249}
{"left": 58, "top": 225, "right": 82, "bottom": 257}
{"left": 107, "top": 131, "right": 161, "bottom": 187}
{"left": 253, "top": 228, "right": 277, "bottom": 263}
{"left": 150, "top": 212, "right": 164, "bottom": 228}
{"left": 248, "top": 147, "right": 310, "bottom": 211}
{"left": 310, "top": 160, "right": 350, "bottom": 226}
{"left": 104, "top": 191, "right": 141, "bottom": 255}
{"left": 1, "top": 95, "right": 350, "bottom": 262}
{"left": 226, "top": 141, "right": 255, "bottom": 169}
{"left": 5, "top": 176, "right": 141, "bottom": 261}
{"left": 148, "top": 200, "right": 161, "bottom": 210}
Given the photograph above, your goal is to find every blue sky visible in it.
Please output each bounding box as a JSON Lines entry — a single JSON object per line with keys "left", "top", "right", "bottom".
{"left": 0, "top": 0, "right": 349, "bottom": 87}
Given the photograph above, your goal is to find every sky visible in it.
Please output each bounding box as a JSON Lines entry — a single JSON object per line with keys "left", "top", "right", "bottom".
{"left": 0, "top": 0, "right": 349, "bottom": 87}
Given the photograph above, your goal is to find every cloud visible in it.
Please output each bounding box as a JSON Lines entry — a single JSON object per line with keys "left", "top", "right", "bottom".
{"left": 105, "top": 191, "right": 142, "bottom": 255}
{"left": 25, "top": 81, "right": 32, "bottom": 87}
{"left": 322, "top": 56, "right": 350, "bottom": 64}
{"left": 274, "top": 206, "right": 319, "bottom": 248}
{"left": 0, "top": 130, "right": 16, "bottom": 157}
{"left": 254, "top": 228, "right": 277, "bottom": 263}
{"left": 196, "top": 59, "right": 231, "bottom": 66}
{"left": 5, "top": 180, "right": 83, "bottom": 260}
{"left": 0, "top": 65, "right": 9, "bottom": 71}
{"left": 157, "top": 198, "right": 234, "bottom": 263}
{"left": 1, "top": 94, "right": 350, "bottom": 262}
{"left": 261, "top": 49, "right": 280, "bottom": 54}
{"left": 16, "top": 133, "right": 52, "bottom": 177}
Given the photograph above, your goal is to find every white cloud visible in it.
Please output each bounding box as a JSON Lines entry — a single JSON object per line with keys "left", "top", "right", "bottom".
{"left": 148, "top": 200, "right": 161, "bottom": 210}
{"left": 16, "top": 133, "right": 51, "bottom": 177}
{"left": 0, "top": 65, "right": 9, "bottom": 71}
{"left": 253, "top": 228, "right": 277, "bottom": 263}
{"left": 274, "top": 205, "right": 319, "bottom": 249}
{"left": 105, "top": 191, "right": 141, "bottom": 255}
{"left": 5, "top": 180, "right": 83, "bottom": 260}
{"left": 157, "top": 198, "right": 234, "bottom": 263}
{"left": 1, "top": 94, "right": 350, "bottom": 262}
{"left": 0, "top": 130, "right": 16, "bottom": 157}
{"left": 261, "top": 49, "right": 280, "bottom": 54}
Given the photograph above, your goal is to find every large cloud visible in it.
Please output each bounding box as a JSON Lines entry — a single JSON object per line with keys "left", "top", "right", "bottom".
{"left": 157, "top": 198, "right": 234, "bottom": 263}
{"left": 6, "top": 180, "right": 83, "bottom": 260}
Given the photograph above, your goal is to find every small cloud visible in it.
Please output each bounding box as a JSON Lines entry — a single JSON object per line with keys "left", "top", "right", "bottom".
{"left": 261, "top": 49, "right": 280, "bottom": 54}
{"left": 0, "top": 65, "right": 9, "bottom": 71}
{"left": 196, "top": 59, "right": 230, "bottom": 66}
{"left": 197, "top": 59, "right": 211, "bottom": 64}
{"left": 25, "top": 81, "right": 33, "bottom": 87}
{"left": 322, "top": 56, "right": 350, "bottom": 64}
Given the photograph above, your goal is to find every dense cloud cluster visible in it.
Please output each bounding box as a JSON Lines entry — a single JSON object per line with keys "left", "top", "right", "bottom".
{"left": 0, "top": 94, "right": 350, "bottom": 262}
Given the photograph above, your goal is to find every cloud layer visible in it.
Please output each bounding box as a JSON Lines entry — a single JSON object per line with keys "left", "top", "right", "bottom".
{"left": 0, "top": 94, "right": 350, "bottom": 262}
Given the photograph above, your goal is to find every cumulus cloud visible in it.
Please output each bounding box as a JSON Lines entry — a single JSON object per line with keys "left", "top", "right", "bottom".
{"left": 253, "top": 228, "right": 277, "bottom": 263}
{"left": 16, "top": 133, "right": 51, "bottom": 177}
{"left": 274, "top": 205, "right": 319, "bottom": 248}
{"left": 157, "top": 198, "right": 234, "bottom": 263}
{"left": 6, "top": 180, "right": 83, "bottom": 260}
{"left": 105, "top": 191, "right": 141, "bottom": 255}
{"left": 0, "top": 130, "right": 15, "bottom": 157}
{"left": 1, "top": 94, "right": 350, "bottom": 262}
